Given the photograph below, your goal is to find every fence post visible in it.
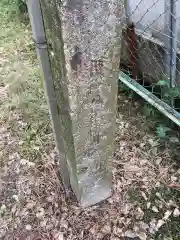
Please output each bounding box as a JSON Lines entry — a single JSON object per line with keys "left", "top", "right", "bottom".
{"left": 26, "top": 0, "right": 72, "bottom": 189}
{"left": 28, "top": 0, "right": 124, "bottom": 207}
{"left": 59, "top": 0, "right": 124, "bottom": 207}
{"left": 124, "top": 0, "right": 132, "bottom": 25}
{"left": 164, "top": 0, "right": 177, "bottom": 88}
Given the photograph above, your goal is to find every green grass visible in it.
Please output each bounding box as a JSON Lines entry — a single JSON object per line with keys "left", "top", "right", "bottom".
{"left": 0, "top": 0, "right": 28, "bottom": 21}
{"left": 0, "top": 1, "right": 52, "bottom": 161}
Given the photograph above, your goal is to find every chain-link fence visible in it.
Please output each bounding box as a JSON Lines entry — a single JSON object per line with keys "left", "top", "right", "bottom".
{"left": 119, "top": 0, "right": 180, "bottom": 125}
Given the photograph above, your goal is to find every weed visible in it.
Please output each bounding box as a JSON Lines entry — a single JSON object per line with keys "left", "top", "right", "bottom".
{"left": 156, "top": 125, "right": 171, "bottom": 139}
{"left": 143, "top": 103, "right": 156, "bottom": 117}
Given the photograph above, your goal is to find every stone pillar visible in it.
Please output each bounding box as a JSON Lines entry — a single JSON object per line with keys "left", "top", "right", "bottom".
{"left": 60, "top": 0, "right": 123, "bottom": 206}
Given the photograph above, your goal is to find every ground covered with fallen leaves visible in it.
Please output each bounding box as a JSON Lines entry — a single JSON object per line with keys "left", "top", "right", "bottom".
{"left": 0, "top": 2, "right": 180, "bottom": 240}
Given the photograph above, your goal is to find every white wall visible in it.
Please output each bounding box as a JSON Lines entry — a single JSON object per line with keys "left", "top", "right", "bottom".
{"left": 128, "top": 0, "right": 180, "bottom": 42}
{"left": 121, "top": 0, "right": 180, "bottom": 84}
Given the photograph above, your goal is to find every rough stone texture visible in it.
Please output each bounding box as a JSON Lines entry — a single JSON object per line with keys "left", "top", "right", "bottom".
{"left": 40, "top": 0, "right": 123, "bottom": 206}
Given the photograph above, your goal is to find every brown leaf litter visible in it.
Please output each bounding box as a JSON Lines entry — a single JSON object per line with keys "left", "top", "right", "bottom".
{"left": 0, "top": 95, "right": 179, "bottom": 240}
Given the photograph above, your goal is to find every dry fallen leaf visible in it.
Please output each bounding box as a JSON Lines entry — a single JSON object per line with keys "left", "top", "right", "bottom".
{"left": 124, "top": 230, "right": 137, "bottom": 238}
{"left": 163, "top": 210, "right": 172, "bottom": 220}
{"left": 149, "top": 219, "right": 157, "bottom": 234}
{"left": 155, "top": 157, "right": 162, "bottom": 165}
{"left": 36, "top": 207, "right": 45, "bottom": 219}
{"left": 101, "top": 225, "right": 111, "bottom": 233}
{"left": 0, "top": 204, "right": 6, "bottom": 212}
{"left": 155, "top": 192, "right": 161, "bottom": 199}
{"left": 140, "top": 159, "right": 148, "bottom": 166}
{"left": 171, "top": 176, "right": 178, "bottom": 182}
{"left": 152, "top": 206, "right": 159, "bottom": 213}
{"left": 139, "top": 222, "right": 149, "bottom": 231}
{"left": 11, "top": 205, "right": 16, "bottom": 214}
{"left": 40, "top": 219, "right": 48, "bottom": 228}
{"left": 136, "top": 231, "right": 147, "bottom": 240}
{"left": 147, "top": 202, "right": 151, "bottom": 209}
{"left": 54, "top": 232, "right": 64, "bottom": 240}
{"left": 141, "top": 191, "right": 148, "bottom": 201}
{"left": 25, "top": 225, "right": 32, "bottom": 231}
{"left": 173, "top": 208, "right": 180, "bottom": 217}
{"left": 12, "top": 195, "right": 19, "bottom": 202}
{"left": 135, "top": 207, "right": 144, "bottom": 220}
{"left": 26, "top": 200, "right": 36, "bottom": 209}
{"left": 156, "top": 219, "right": 165, "bottom": 231}
{"left": 122, "top": 203, "right": 132, "bottom": 215}
{"left": 124, "top": 164, "right": 142, "bottom": 173}
{"left": 168, "top": 183, "right": 180, "bottom": 189}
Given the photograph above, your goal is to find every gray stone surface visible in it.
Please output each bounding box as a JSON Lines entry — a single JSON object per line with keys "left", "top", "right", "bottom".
{"left": 40, "top": 0, "right": 123, "bottom": 206}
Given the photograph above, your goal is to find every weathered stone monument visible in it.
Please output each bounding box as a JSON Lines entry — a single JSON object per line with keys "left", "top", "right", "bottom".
{"left": 27, "top": 0, "right": 123, "bottom": 207}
